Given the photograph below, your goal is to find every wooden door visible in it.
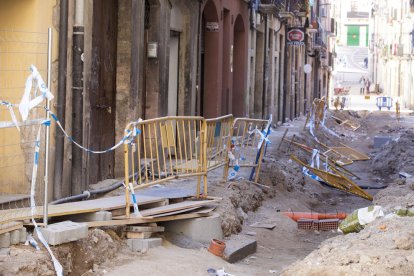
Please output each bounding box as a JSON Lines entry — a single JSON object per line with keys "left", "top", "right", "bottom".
{"left": 88, "top": 0, "right": 118, "bottom": 184}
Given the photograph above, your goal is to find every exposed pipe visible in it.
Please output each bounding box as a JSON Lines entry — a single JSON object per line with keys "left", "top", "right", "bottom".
{"left": 54, "top": 0, "right": 68, "bottom": 200}
{"left": 282, "top": 44, "right": 289, "bottom": 123}
{"left": 50, "top": 181, "right": 124, "bottom": 205}
{"left": 50, "top": 172, "right": 137, "bottom": 205}
{"left": 262, "top": 14, "right": 268, "bottom": 119}
{"left": 71, "top": 0, "right": 85, "bottom": 195}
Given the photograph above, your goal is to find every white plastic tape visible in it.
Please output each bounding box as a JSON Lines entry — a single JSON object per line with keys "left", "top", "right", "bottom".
{"left": 0, "top": 101, "right": 20, "bottom": 131}
{"left": 19, "top": 65, "right": 54, "bottom": 121}
{"left": 310, "top": 149, "right": 320, "bottom": 169}
{"left": 30, "top": 123, "right": 63, "bottom": 276}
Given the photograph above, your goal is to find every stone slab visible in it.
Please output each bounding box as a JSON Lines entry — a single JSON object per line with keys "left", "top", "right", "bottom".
{"left": 126, "top": 238, "right": 162, "bottom": 252}
{"left": 10, "top": 230, "right": 20, "bottom": 245}
{"left": 163, "top": 213, "right": 222, "bottom": 243}
{"left": 0, "top": 233, "right": 10, "bottom": 248}
{"left": 0, "top": 248, "right": 10, "bottom": 255}
{"left": 374, "top": 136, "right": 392, "bottom": 148}
{"left": 223, "top": 236, "right": 257, "bottom": 263}
{"left": 35, "top": 221, "right": 88, "bottom": 246}
{"left": 19, "top": 227, "right": 27, "bottom": 243}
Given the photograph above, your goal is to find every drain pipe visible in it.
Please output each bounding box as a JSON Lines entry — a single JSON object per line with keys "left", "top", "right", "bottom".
{"left": 54, "top": 0, "right": 68, "bottom": 200}
{"left": 261, "top": 14, "right": 268, "bottom": 119}
{"left": 71, "top": 0, "right": 85, "bottom": 195}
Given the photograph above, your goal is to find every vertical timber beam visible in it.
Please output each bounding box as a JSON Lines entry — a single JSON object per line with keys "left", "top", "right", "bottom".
{"left": 131, "top": 0, "right": 145, "bottom": 120}
{"left": 71, "top": 0, "right": 85, "bottom": 195}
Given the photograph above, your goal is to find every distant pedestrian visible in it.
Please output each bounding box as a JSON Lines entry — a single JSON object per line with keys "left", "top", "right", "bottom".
{"left": 364, "top": 57, "right": 368, "bottom": 68}
{"left": 365, "top": 78, "right": 371, "bottom": 94}
{"left": 359, "top": 76, "right": 365, "bottom": 95}
{"left": 341, "top": 97, "right": 346, "bottom": 110}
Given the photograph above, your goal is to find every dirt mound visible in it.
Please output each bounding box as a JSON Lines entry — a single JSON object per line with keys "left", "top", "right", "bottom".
{"left": 282, "top": 181, "right": 414, "bottom": 276}
{"left": 374, "top": 180, "right": 414, "bottom": 210}
{"left": 282, "top": 216, "right": 414, "bottom": 276}
{"left": 0, "top": 229, "right": 121, "bottom": 276}
{"left": 214, "top": 153, "right": 306, "bottom": 237}
{"left": 215, "top": 181, "right": 264, "bottom": 236}
{"left": 371, "top": 130, "right": 414, "bottom": 178}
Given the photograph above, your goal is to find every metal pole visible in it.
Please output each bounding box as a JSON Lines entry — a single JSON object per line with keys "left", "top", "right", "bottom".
{"left": 44, "top": 27, "right": 53, "bottom": 226}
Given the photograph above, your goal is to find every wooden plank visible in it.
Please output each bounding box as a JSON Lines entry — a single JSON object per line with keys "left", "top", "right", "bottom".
{"left": 113, "top": 198, "right": 219, "bottom": 219}
{"left": 194, "top": 207, "right": 216, "bottom": 214}
{"left": 150, "top": 206, "right": 201, "bottom": 218}
{"left": 86, "top": 212, "right": 212, "bottom": 228}
{"left": 126, "top": 225, "right": 165, "bottom": 232}
{"left": 139, "top": 198, "right": 219, "bottom": 217}
{"left": 126, "top": 232, "right": 152, "bottom": 239}
{"left": 0, "top": 194, "right": 165, "bottom": 225}
{"left": 0, "top": 221, "right": 23, "bottom": 235}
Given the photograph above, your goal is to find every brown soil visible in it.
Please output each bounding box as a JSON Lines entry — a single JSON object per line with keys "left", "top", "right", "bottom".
{"left": 0, "top": 229, "right": 121, "bottom": 276}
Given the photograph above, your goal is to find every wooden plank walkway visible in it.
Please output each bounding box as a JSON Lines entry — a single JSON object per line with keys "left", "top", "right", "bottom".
{"left": 0, "top": 194, "right": 165, "bottom": 225}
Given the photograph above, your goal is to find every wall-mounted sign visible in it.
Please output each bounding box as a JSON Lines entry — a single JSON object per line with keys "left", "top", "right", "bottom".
{"left": 147, "top": 42, "right": 158, "bottom": 58}
{"left": 286, "top": 27, "right": 305, "bottom": 46}
{"left": 206, "top": 22, "right": 219, "bottom": 32}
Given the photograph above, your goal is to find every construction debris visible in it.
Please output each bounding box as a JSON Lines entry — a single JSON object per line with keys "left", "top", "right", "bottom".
{"left": 331, "top": 115, "right": 361, "bottom": 131}
{"left": 290, "top": 154, "right": 373, "bottom": 201}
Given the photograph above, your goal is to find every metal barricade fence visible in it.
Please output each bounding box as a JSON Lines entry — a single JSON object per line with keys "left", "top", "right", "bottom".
{"left": 205, "top": 115, "right": 233, "bottom": 177}
{"left": 225, "top": 118, "right": 269, "bottom": 182}
{"left": 0, "top": 28, "right": 51, "bottom": 223}
{"left": 124, "top": 116, "right": 207, "bottom": 217}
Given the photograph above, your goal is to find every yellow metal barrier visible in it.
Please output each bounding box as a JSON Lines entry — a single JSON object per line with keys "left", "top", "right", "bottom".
{"left": 205, "top": 115, "right": 234, "bottom": 178}
{"left": 225, "top": 118, "right": 269, "bottom": 182}
{"left": 124, "top": 116, "right": 207, "bottom": 217}
{"left": 123, "top": 115, "right": 271, "bottom": 217}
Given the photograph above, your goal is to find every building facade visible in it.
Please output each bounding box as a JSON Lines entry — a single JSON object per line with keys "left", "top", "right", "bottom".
{"left": 371, "top": 0, "right": 414, "bottom": 109}
{"left": 0, "top": 0, "right": 333, "bottom": 200}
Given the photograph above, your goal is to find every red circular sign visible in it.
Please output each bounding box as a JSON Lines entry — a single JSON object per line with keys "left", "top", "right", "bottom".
{"left": 288, "top": 29, "right": 304, "bottom": 42}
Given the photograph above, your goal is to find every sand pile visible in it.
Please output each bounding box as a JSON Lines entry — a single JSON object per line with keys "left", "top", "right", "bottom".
{"left": 371, "top": 130, "right": 414, "bottom": 177}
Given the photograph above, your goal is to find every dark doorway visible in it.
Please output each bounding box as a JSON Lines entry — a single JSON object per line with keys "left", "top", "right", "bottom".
{"left": 168, "top": 31, "right": 180, "bottom": 116}
{"left": 88, "top": 0, "right": 118, "bottom": 184}
{"left": 222, "top": 9, "right": 230, "bottom": 115}
{"left": 200, "top": 0, "right": 220, "bottom": 118}
{"left": 232, "top": 15, "right": 246, "bottom": 117}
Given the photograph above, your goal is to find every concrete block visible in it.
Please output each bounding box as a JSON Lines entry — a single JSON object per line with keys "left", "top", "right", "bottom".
{"left": 35, "top": 221, "right": 88, "bottom": 246}
{"left": 126, "top": 238, "right": 162, "bottom": 252}
{"left": 374, "top": 136, "right": 392, "bottom": 148}
{"left": 67, "top": 211, "right": 112, "bottom": 222}
{"left": 0, "top": 248, "right": 10, "bottom": 255}
{"left": 10, "top": 230, "right": 20, "bottom": 245}
{"left": 0, "top": 233, "right": 11, "bottom": 248}
{"left": 163, "top": 213, "right": 223, "bottom": 243}
{"left": 223, "top": 236, "right": 257, "bottom": 263}
{"left": 19, "top": 227, "right": 27, "bottom": 243}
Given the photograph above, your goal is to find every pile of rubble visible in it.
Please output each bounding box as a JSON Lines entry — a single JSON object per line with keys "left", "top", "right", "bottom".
{"left": 282, "top": 176, "right": 414, "bottom": 276}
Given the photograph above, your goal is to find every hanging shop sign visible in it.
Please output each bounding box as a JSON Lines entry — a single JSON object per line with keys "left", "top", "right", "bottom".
{"left": 206, "top": 22, "right": 219, "bottom": 32}
{"left": 286, "top": 27, "right": 305, "bottom": 46}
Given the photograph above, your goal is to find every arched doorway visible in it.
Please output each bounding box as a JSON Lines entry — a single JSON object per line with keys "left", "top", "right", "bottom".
{"left": 201, "top": 0, "right": 220, "bottom": 118}
{"left": 232, "top": 14, "right": 246, "bottom": 117}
